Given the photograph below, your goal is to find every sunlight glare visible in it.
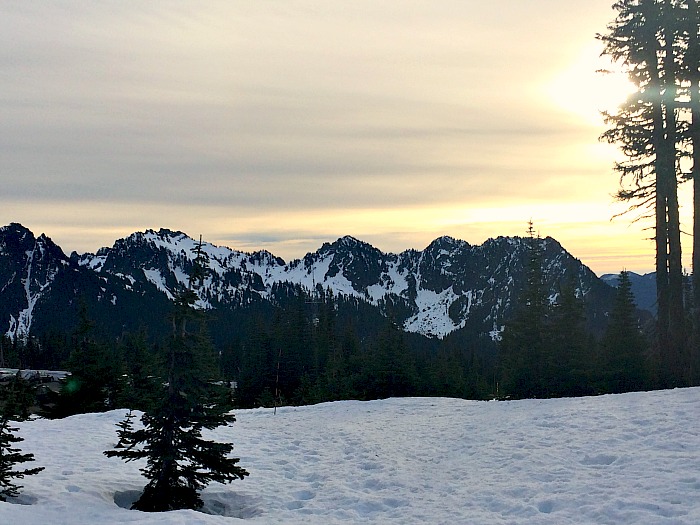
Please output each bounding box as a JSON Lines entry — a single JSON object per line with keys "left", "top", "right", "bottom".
{"left": 545, "top": 43, "right": 636, "bottom": 125}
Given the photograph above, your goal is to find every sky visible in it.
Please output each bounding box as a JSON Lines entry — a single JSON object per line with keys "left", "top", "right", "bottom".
{"left": 0, "top": 0, "right": 690, "bottom": 275}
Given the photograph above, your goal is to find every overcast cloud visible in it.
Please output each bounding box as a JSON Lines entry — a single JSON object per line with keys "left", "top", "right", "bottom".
{"left": 0, "top": 0, "right": 679, "bottom": 274}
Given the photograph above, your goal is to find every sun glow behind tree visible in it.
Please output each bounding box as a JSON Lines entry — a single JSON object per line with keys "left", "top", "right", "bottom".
{"left": 545, "top": 42, "right": 637, "bottom": 124}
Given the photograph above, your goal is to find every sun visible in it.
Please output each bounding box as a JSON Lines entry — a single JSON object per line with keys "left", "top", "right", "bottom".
{"left": 544, "top": 42, "right": 636, "bottom": 125}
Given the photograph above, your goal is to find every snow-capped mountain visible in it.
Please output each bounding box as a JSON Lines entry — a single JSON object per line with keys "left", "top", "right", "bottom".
{"left": 1, "top": 223, "right": 615, "bottom": 341}
{"left": 0, "top": 223, "right": 70, "bottom": 339}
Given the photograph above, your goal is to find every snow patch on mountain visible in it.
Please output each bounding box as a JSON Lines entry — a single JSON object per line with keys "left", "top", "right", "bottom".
{"left": 403, "top": 287, "right": 466, "bottom": 337}
{"left": 80, "top": 254, "right": 107, "bottom": 272}
{"left": 366, "top": 262, "right": 409, "bottom": 302}
{"left": 6, "top": 236, "right": 63, "bottom": 340}
{"left": 142, "top": 269, "right": 174, "bottom": 301}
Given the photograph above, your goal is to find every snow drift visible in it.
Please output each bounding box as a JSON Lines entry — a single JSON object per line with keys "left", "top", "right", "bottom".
{"left": 1, "top": 388, "right": 699, "bottom": 524}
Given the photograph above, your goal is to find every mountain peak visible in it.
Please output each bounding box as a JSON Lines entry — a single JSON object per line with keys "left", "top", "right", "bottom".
{"left": 314, "top": 235, "right": 383, "bottom": 258}
{"left": 138, "top": 228, "right": 189, "bottom": 243}
{"left": 151, "top": 228, "right": 186, "bottom": 238}
{"left": 0, "top": 222, "right": 35, "bottom": 244}
{"left": 1, "top": 224, "right": 618, "bottom": 340}
{"left": 0, "top": 224, "right": 67, "bottom": 261}
{"left": 426, "top": 235, "right": 469, "bottom": 252}
{"left": 1, "top": 222, "right": 32, "bottom": 234}
{"left": 333, "top": 235, "right": 375, "bottom": 251}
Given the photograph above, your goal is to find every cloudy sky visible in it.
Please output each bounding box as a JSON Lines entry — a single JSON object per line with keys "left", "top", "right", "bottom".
{"left": 0, "top": 1, "right": 689, "bottom": 274}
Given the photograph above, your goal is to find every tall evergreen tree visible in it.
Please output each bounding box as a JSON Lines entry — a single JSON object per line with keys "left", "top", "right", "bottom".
{"left": 598, "top": 0, "right": 690, "bottom": 385}
{"left": 549, "top": 282, "right": 595, "bottom": 397}
{"left": 601, "top": 271, "right": 650, "bottom": 392}
{"left": 322, "top": 323, "right": 362, "bottom": 401}
{"left": 499, "top": 223, "right": 552, "bottom": 398}
{"left": 105, "top": 237, "right": 248, "bottom": 512}
{"left": 365, "top": 320, "right": 419, "bottom": 399}
{"left": 684, "top": 0, "right": 700, "bottom": 383}
{"left": 115, "top": 330, "right": 162, "bottom": 412}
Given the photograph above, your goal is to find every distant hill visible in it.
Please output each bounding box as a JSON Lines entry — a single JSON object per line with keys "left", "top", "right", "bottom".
{"left": 600, "top": 272, "right": 657, "bottom": 315}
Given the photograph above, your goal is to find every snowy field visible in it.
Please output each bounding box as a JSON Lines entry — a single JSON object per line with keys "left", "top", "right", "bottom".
{"left": 1, "top": 388, "right": 699, "bottom": 524}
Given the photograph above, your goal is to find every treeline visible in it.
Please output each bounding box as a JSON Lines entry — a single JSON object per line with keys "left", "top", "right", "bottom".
{"left": 220, "top": 287, "right": 496, "bottom": 407}
{"left": 497, "top": 228, "right": 659, "bottom": 400}
{"left": 0, "top": 260, "right": 680, "bottom": 410}
{"left": 0, "top": 289, "right": 497, "bottom": 412}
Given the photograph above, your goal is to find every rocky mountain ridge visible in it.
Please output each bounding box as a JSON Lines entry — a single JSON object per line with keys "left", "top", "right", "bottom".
{"left": 0, "top": 223, "right": 616, "bottom": 341}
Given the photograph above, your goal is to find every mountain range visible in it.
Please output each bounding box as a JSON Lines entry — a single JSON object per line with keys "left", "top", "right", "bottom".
{"left": 0, "top": 223, "right": 622, "bottom": 344}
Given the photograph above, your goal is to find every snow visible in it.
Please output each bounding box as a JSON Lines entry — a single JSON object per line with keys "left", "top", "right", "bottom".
{"left": 80, "top": 254, "right": 107, "bottom": 272}
{"left": 142, "top": 269, "right": 175, "bottom": 301}
{"left": 276, "top": 257, "right": 334, "bottom": 292}
{"left": 488, "top": 322, "right": 504, "bottom": 342}
{"left": 402, "top": 287, "right": 466, "bottom": 338}
{"left": 72, "top": 230, "right": 536, "bottom": 339}
{"left": 0, "top": 369, "right": 69, "bottom": 382}
{"left": 2, "top": 388, "right": 699, "bottom": 524}
{"left": 129, "top": 231, "right": 470, "bottom": 339}
{"left": 6, "top": 243, "right": 58, "bottom": 340}
{"left": 0, "top": 271, "right": 16, "bottom": 294}
{"left": 141, "top": 230, "right": 244, "bottom": 275}
{"left": 366, "top": 262, "right": 408, "bottom": 302}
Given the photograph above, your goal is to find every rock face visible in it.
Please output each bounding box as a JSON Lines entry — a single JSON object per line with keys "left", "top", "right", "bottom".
{"left": 0, "top": 223, "right": 71, "bottom": 339}
{"left": 0, "top": 224, "right": 616, "bottom": 341}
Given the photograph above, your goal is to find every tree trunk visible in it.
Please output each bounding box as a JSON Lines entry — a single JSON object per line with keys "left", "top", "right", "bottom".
{"left": 662, "top": 30, "right": 686, "bottom": 385}
{"left": 653, "top": 79, "right": 671, "bottom": 373}
{"left": 693, "top": 80, "right": 700, "bottom": 383}
{"left": 690, "top": 0, "right": 700, "bottom": 384}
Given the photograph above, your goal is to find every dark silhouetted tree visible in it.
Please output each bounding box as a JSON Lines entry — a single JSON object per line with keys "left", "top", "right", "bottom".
{"left": 0, "top": 373, "right": 44, "bottom": 501}
{"left": 684, "top": 0, "right": 700, "bottom": 383}
{"left": 599, "top": 0, "right": 696, "bottom": 385}
{"left": 52, "top": 301, "right": 126, "bottom": 417}
{"left": 601, "top": 271, "right": 650, "bottom": 392}
{"left": 549, "top": 282, "right": 595, "bottom": 397}
{"left": 499, "top": 223, "right": 552, "bottom": 398}
{"left": 115, "top": 330, "right": 162, "bottom": 411}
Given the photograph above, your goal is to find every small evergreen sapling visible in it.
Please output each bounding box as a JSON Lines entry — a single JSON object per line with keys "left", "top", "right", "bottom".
{"left": 0, "top": 373, "right": 44, "bottom": 502}
{"left": 114, "top": 409, "right": 137, "bottom": 449}
{"left": 105, "top": 236, "right": 248, "bottom": 511}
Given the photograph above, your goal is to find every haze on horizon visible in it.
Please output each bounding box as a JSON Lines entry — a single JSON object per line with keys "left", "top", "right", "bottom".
{"left": 1, "top": 0, "right": 690, "bottom": 275}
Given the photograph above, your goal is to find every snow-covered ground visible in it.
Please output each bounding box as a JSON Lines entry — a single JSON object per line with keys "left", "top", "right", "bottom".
{"left": 2, "top": 388, "right": 699, "bottom": 524}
